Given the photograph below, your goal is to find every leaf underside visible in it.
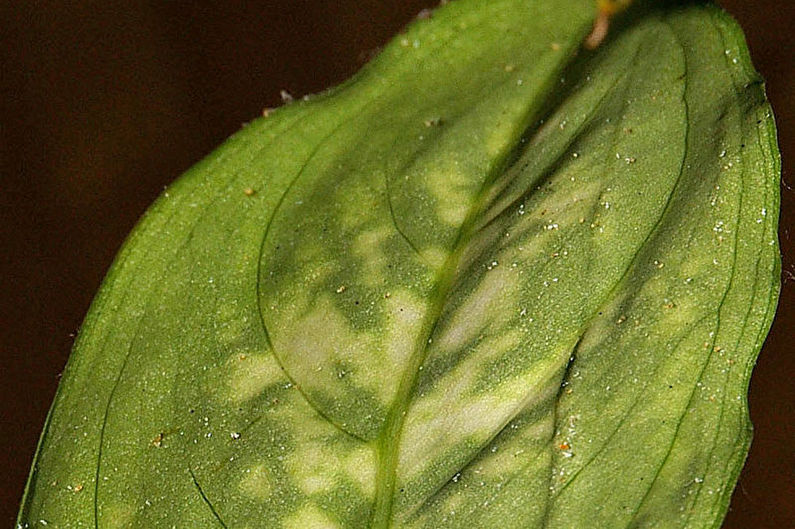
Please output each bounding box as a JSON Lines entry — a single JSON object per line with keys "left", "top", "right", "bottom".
{"left": 19, "top": 1, "right": 780, "bottom": 528}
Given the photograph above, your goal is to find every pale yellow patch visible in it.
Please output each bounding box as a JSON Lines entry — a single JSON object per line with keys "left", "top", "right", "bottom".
{"left": 484, "top": 120, "right": 518, "bottom": 159}
{"left": 343, "top": 445, "right": 378, "bottom": 498}
{"left": 227, "top": 353, "right": 285, "bottom": 404}
{"left": 436, "top": 265, "right": 516, "bottom": 353}
{"left": 277, "top": 293, "right": 427, "bottom": 405}
{"left": 287, "top": 442, "right": 340, "bottom": 495}
{"left": 100, "top": 503, "right": 135, "bottom": 528}
{"left": 680, "top": 252, "right": 715, "bottom": 279}
{"left": 352, "top": 226, "right": 392, "bottom": 288}
{"left": 385, "top": 290, "right": 427, "bottom": 392}
{"left": 283, "top": 505, "right": 340, "bottom": 529}
{"left": 276, "top": 296, "right": 374, "bottom": 395}
{"left": 423, "top": 164, "right": 474, "bottom": 228}
{"left": 214, "top": 303, "right": 249, "bottom": 347}
{"left": 239, "top": 464, "right": 272, "bottom": 501}
{"left": 397, "top": 353, "right": 564, "bottom": 484}
{"left": 420, "top": 247, "right": 449, "bottom": 270}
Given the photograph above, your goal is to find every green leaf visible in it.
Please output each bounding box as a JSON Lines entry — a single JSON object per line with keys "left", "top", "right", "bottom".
{"left": 19, "top": 0, "right": 780, "bottom": 528}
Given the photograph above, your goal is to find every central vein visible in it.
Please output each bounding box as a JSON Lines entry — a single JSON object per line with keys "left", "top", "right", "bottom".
{"left": 369, "top": 141, "right": 525, "bottom": 527}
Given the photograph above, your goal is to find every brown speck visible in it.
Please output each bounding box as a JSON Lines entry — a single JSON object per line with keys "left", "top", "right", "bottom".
{"left": 239, "top": 354, "right": 247, "bottom": 361}
{"left": 424, "top": 117, "right": 442, "bottom": 127}
{"left": 244, "top": 188, "right": 256, "bottom": 197}
{"left": 617, "top": 315, "right": 627, "bottom": 324}
{"left": 713, "top": 346, "right": 722, "bottom": 353}
{"left": 152, "top": 433, "right": 164, "bottom": 448}
{"left": 559, "top": 442, "right": 570, "bottom": 450}
{"left": 73, "top": 484, "right": 84, "bottom": 493}
{"left": 384, "top": 292, "right": 391, "bottom": 299}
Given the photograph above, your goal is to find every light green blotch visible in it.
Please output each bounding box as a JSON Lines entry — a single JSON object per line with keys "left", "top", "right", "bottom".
{"left": 283, "top": 505, "right": 340, "bottom": 529}
{"left": 680, "top": 247, "right": 722, "bottom": 280}
{"left": 277, "top": 296, "right": 387, "bottom": 402}
{"left": 436, "top": 266, "right": 518, "bottom": 354}
{"left": 473, "top": 415, "right": 554, "bottom": 479}
{"left": 351, "top": 226, "right": 393, "bottom": 288}
{"left": 384, "top": 290, "right": 427, "bottom": 384}
{"left": 398, "top": 346, "right": 565, "bottom": 487}
{"left": 239, "top": 464, "right": 272, "bottom": 501}
{"left": 287, "top": 442, "right": 340, "bottom": 496}
{"left": 423, "top": 162, "right": 474, "bottom": 227}
{"left": 342, "top": 444, "right": 378, "bottom": 498}
{"left": 420, "top": 247, "right": 449, "bottom": 270}
{"left": 226, "top": 352, "right": 285, "bottom": 404}
{"left": 99, "top": 503, "right": 135, "bottom": 528}
{"left": 213, "top": 302, "right": 252, "bottom": 348}
{"left": 279, "top": 291, "right": 428, "bottom": 407}
{"left": 286, "top": 441, "right": 376, "bottom": 498}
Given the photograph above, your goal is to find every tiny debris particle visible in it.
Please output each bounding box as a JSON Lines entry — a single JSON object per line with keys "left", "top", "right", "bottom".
{"left": 152, "top": 433, "right": 165, "bottom": 448}
{"left": 262, "top": 108, "right": 273, "bottom": 117}
{"left": 384, "top": 292, "right": 391, "bottom": 299}
{"left": 416, "top": 8, "right": 433, "bottom": 20}
{"left": 559, "top": 442, "right": 570, "bottom": 450}
{"left": 551, "top": 42, "right": 561, "bottom": 51}
{"left": 243, "top": 188, "right": 256, "bottom": 196}
{"left": 424, "top": 117, "right": 443, "bottom": 127}
{"left": 617, "top": 315, "right": 627, "bottom": 324}
{"left": 280, "top": 90, "right": 294, "bottom": 103}
{"left": 713, "top": 346, "right": 723, "bottom": 353}
{"left": 504, "top": 63, "right": 516, "bottom": 72}
{"left": 230, "top": 432, "right": 241, "bottom": 440}
{"left": 336, "top": 285, "right": 347, "bottom": 293}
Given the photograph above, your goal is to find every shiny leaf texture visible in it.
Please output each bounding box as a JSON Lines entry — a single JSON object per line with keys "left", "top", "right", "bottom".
{"left": 19, "top": 0, "right": 780, "bottom": 528}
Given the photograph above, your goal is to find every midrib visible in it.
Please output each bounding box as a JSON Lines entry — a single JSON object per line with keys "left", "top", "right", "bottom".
{"left": 368, "top": 105, "right": 546, "bottom": 523}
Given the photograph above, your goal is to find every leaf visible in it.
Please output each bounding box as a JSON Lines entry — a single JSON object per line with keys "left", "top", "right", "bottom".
{"left": 18, "top": 0, "right": 780, "bottom": 528}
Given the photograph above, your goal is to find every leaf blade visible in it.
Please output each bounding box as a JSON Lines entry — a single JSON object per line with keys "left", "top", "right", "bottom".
{"left": 19, "top": 1, "right": 780, "bottom": 529}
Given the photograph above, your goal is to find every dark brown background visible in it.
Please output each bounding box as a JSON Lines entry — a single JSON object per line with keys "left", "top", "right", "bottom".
{"left": 1, "top": 1, "right": 792, "bottom": 526}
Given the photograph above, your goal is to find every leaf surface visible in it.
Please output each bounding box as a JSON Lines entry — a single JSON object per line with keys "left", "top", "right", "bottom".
{"left": 19, "top": 1, "right": 780, "bottom": 528}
